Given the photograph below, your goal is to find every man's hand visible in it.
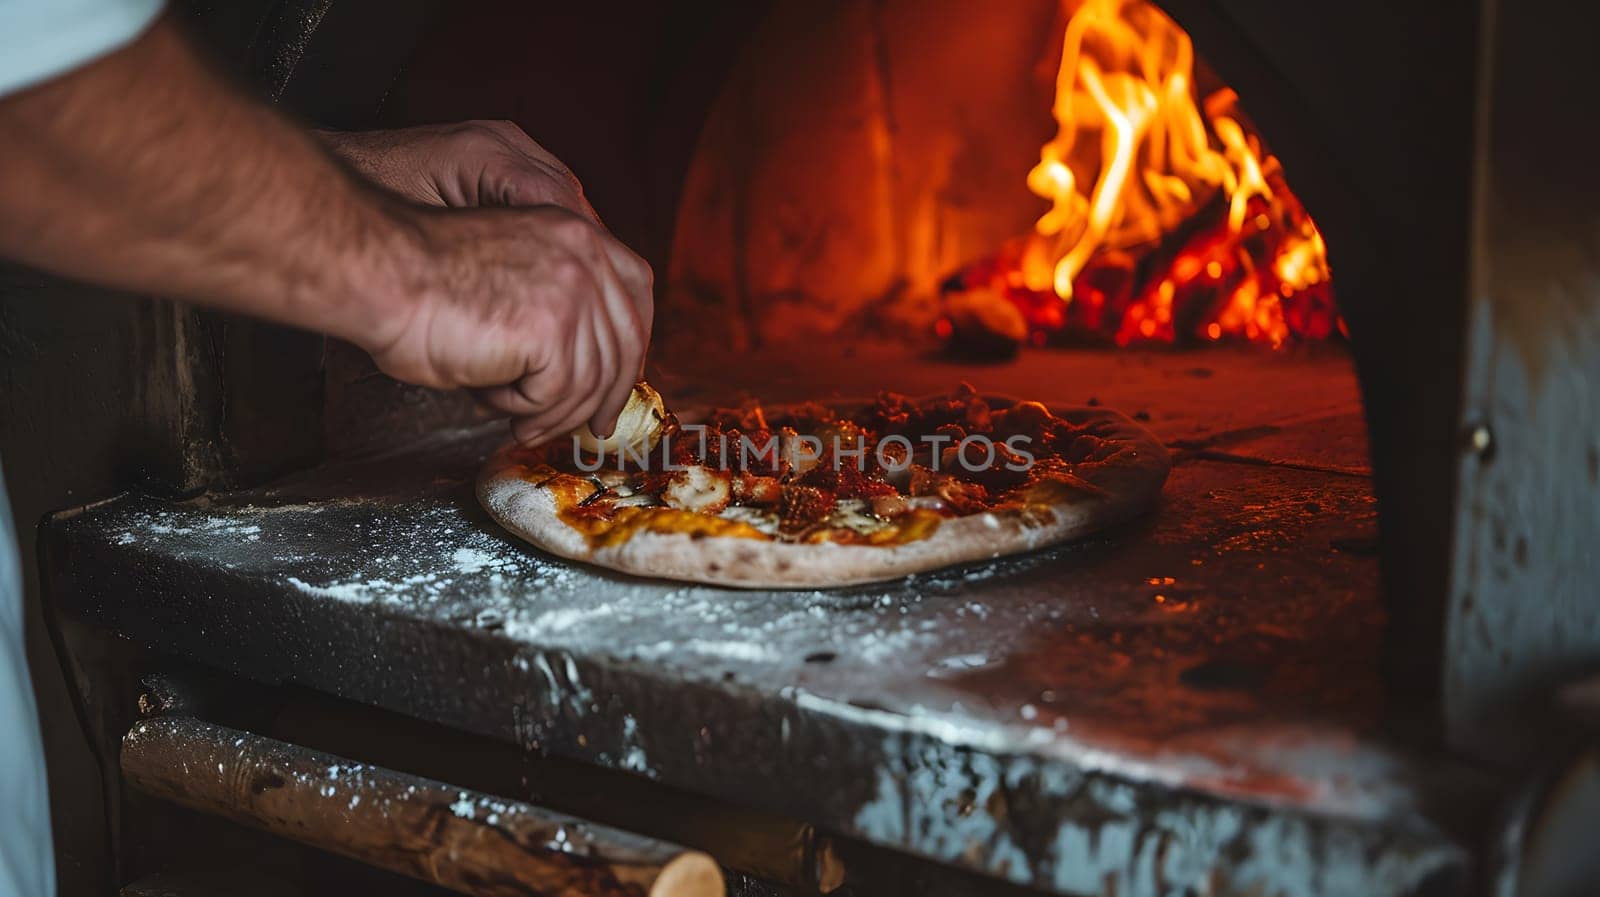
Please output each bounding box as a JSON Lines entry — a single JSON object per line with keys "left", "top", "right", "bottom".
{"left": 319, "top": 121, "right": 599, "bottom": 222}
{"left": 0, "top": 19, "right": 652, "bottom": 445}
{"left": 321, "top": 122, "right": 646, "bottom": 441}
{"left": 366, "top": 205, "right": 652, "bottom": 444}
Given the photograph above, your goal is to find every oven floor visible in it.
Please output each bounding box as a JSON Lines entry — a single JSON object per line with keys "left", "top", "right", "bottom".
{"left": 46, "top": 346, "right": 1485, "bottom": 896}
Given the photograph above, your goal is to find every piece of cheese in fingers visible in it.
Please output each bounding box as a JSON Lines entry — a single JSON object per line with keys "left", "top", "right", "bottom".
{"left": 572, "top": 381, "right": 667, "bottom": 457}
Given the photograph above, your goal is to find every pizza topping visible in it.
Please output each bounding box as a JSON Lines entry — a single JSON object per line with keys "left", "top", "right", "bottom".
{"left": 778, "top": 427, "right": 822, "bottom": 478}
{"left": 823, "top": 500, "right": 893, "bottom": 537}
{"left": 873, "top": 381, "right": 993, "bottom": 435}
{"left": 661, "top": 465, "right": 732, "bottom": 514}
{"left": 541, "top": 383, "right": 1132, "bottom": 545}
{"left": 778, "top": 484, "right": 835, "bottom": 535}
{"left": 731, "top": 471, "right": 783, "bottom": 506}
{"left": 909, "top": 466, "right": 991, "bottom": 515}
{"left": 593, "top": 469, "right": 632, "bottom": 489}
{"left": 869, "top": 493, "right": 911, "bottom": 518}
{"left": 1067, "top": 433, "right": 1107, "bottom": 462}
{"left": 727, "top": 427, "right": 781, "bottom": 472}
{"left": 611, "top": 493, "right": 660, "bottom": 509}
{"left": 572, "top": 382, "right": 667, "bottom": 458}
{"left": 796, "top": 459, "right": 897, "bottom": 501}
{"left": 715, "top": 505, "right": 780, "bottom": 536}
{"left": 962, "top": 441, "right": 1036, "bottom": 492}
{"left": 588, "top": 507, "right": 766, "bottom": 548}
{"left": 991, "top": 400, "right": 1054, "bottom": 442}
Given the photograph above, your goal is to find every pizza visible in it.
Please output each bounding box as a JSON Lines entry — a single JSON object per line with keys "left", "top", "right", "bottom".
{"left": 478, "top": 382, "right": 1169, "bottom": 588}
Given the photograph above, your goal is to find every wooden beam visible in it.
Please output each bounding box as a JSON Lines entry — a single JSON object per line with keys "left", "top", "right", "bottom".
{"left": 121, "top": 717, "right": 722, "bottom": 897}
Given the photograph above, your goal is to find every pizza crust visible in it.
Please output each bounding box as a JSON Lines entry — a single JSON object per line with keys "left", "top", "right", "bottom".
{"left": 478, "top": 403, "right": 1169, "bottom": 589}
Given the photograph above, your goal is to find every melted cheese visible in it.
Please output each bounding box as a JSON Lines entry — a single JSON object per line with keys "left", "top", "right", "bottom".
{"left": 825, "top": 499, "right": 891, "bottom": 536}
{"left": 572, "top": 506, "right": 768, "bottom": 548}
{"left": 719, "top": 505, "right": 782, "bottom": 537}
{"left": 524, "top": 461, "right": 949, "bottom": 551}
{"left": 532, "top": 464, "right": 765, "bottom": 548}
{"left": 851, "top": 509, "right": 944, "bottom": 546}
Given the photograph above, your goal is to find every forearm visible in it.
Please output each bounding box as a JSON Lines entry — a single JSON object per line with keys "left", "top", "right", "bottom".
{"left": 0, "top": 17, "right": 654, "bottom": 437}
{"left": 0, "top": 17, "right": 411, "bottom": 346}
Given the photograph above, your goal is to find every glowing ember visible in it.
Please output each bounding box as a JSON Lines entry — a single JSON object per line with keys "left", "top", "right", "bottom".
{"left": 942, "top": 0, "right": 1337, "bottom": 350}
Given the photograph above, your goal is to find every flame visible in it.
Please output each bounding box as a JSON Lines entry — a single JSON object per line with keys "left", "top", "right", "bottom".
{"left": 949, "top": 0, "right": 1336, "bottom": 349}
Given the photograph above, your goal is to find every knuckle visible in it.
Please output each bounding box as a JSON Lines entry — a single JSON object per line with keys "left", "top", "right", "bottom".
{"left": 534, "top": 310, "right": 579, "bottom": 351}
{"left": 489, "top": 119, "right": 527, "bottom": 138}
{"left": 495, "top": 175, "right": 525, "bottom": 206}
{"left": 470, "top": 119, "right": 515, "bottom": 138}
{"left": 558, "top": 215, "right": 600, "bottom": 245}
{"left": 616, "top": 320, "right": 646, "bottom": 353}
{"left": 514, "top": 375, "right": 547, "bottom": 405}
{"left": 633, "top": 256, "right": 656, "bottom": 287}
{"left": 546, "top": 253, "right": 589, "bottom": 290}
{"left": 615, "top": 247, "right": 654, "bottom": 285}
{"left": 451, "top": 120, "right": 495, "bottom": 145}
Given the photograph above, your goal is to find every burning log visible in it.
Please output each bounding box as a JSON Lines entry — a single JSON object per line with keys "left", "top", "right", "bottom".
{"left": 121, "top": 717, "right": 723, "bottom": 897}
{"left": 937, "top": 0, "right": 1338, "bottom": 356}
{"left": 939, "top": 180, "right": 1338, "bottom": 353}
{"left": 936, "top": 285, "right": 1029, "bottom": 359}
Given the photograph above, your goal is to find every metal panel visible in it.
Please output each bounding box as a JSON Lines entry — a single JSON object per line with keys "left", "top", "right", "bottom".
{"left": 1162, "top": 0, "right": 1485, "bottom": 741}
{"left": 1446, "top": 0, "right": 1600, "bottom": 764}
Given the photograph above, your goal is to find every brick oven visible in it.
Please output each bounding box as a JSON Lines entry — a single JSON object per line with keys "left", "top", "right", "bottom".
{"left": 4, "top": 0, "right": 1597, "bottom": 895}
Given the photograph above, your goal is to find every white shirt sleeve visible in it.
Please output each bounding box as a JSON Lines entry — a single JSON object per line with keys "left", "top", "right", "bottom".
{"left": 0, "top": 465, "right": 51, "bottom": 897}
{"left": 0, "top": 0, "right": 166, "bottom": 98}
